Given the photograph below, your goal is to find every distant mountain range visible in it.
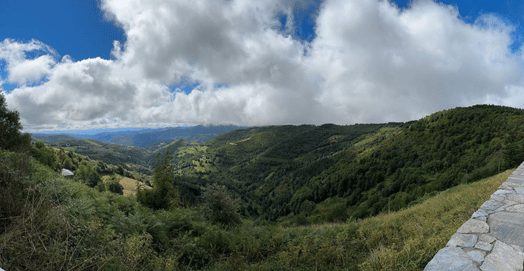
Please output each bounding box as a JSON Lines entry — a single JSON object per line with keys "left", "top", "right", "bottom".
{"left": 33, "top": 125, "right": 242, "bottom": 150}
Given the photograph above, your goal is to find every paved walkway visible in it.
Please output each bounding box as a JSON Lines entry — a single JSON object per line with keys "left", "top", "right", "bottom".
{"left": 425, "top": 163, "right": 524, "bottom": 271}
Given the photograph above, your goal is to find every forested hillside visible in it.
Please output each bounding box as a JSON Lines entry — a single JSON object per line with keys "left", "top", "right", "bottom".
{"left": 165, "top": 105, "right": 524, "bottom": 222}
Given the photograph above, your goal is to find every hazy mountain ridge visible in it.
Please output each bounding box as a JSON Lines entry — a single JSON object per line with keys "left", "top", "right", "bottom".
{"left": 45, "top": 125, "right": 243, "bottom": 149}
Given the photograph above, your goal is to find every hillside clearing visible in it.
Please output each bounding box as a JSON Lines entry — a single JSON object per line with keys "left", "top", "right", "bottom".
{"left": 119, "top": 176, "right": 152, "bottom": 196}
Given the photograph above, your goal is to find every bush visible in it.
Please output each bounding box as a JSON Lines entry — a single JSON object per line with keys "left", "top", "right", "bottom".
{"left": 201, "top": 183, "right": 242, "bottom": 227}
{"left": 109, "top": 181, "right": 124, "bottom": 195}
{"left": 74, "top": 164, "right": 102, "bottom": 188}
{"left": 31, "top": 141, "right": 60, "bottom": 171}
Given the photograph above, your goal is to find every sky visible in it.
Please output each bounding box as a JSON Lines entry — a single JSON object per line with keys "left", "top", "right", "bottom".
{"left": 1, "top": 0, "right": 524, "bottom": 132}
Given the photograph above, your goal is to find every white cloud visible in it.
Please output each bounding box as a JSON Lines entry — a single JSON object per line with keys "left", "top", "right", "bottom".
{"left": 1, "top": 0, "right": 524, "bottom": 131}
{"left": 8, "top": 55, "right": 55, "bottom": 85}
{"left": 309, "top": 0, "right": 522, "bottom": 122}
{"left": 0, "top": 39, "right": 58, "bottom": 86}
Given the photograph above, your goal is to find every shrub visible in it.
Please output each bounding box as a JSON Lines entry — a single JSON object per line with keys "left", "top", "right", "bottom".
{"left": 201, "top": 183, "right": 242, "bottom": 227}
{"left": 74, "top": 164, "right": 102, "bottom": 188}
{"left": 109, "top": 181, "right": 124, "bottom": 195}
{"left": 31, "top": 141, "right": 60, "bottom": 171}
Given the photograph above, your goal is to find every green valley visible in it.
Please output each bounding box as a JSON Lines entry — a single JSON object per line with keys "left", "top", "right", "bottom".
{"left": 157, "top": 105, "right": 524, "bottom": 223}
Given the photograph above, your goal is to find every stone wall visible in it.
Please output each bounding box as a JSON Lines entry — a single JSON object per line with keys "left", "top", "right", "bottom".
{"left": 425, "top": 163, "right": 524, "bottom": 271}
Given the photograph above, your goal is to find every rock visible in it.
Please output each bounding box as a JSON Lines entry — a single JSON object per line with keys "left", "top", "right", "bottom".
{"left": 479, "top": 234, "right": 496, "bottom": 244}
{"left": 467, "top": 250, "right": 486, "bottom": 263}
{"left": 447, "top": 234, "right": 478, "bottom": 248}
{"left": 480, "top": 241, "right": 524, "bottom": 271}
{"left": 506, "top": 194, "right": 524, "bottom": 203}
{"left": 475, "top": 241, "right": 493, "bottom": 252}
{"left": 489, "top": 212, "right": 524, "bottom": 247}
{"left": 510, "top": 245, "right": 524, "bottom": 255}
{"left": 499, "top": 183, "right": 515, "bottom": 191}
{"left": 424, "top": 247, "right": 479, "bottom": 271}
{"left": 494, "top": 205, "right": 508, "bottom": 213}
{"left": 514, "top": 187, "right": 524, "bottom": 195}
{"left": 457, "top": 219, "right": 489, "bottom": 234}
{"left": 490, "top": 194, "right": 505, "bottom": 201}
{"left": 472, "top": 209, "right": 489, "bottom": 219}
{"left": 506, "top": 177, "right": 524, "bottom": 183}
{"left": 505, "top": 204, "right": 524, "bottom": 213}
{"left": 495, "top": 189, "right": 515, "bottom": 196}
{"left": 479, "top": 200, "right": 504, "bottom": 213}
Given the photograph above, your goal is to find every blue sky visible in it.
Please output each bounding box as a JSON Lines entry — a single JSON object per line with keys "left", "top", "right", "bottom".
{"left": 2, "top": 0, "right": 522, "bottom": 61}
{"left": 0, "top": 0, "right": 125, "bottom": 60}
{"left": 1, "top": 0, "right": 524, "bottom": 131}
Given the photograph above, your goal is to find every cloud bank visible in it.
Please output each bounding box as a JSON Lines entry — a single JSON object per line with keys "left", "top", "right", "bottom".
{"left": 1, "top": 0, "right": 523, "bottom": 131}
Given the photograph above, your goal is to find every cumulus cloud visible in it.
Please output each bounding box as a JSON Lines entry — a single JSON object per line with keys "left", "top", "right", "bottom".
{"left": 309, "top": 0, "right": 521, "bottom": 122}
{"left": 1, "top": 0, "right": 524, "bottom": 131}
{"left": 0, "top": 39, "right": 58, "bottom": 85}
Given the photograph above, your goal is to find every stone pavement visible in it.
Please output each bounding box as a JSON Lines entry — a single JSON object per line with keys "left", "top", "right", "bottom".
{"left": 425, "top": 163, "right": 524, "bottom": 271}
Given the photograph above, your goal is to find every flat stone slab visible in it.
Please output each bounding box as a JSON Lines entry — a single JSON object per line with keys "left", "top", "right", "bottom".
{"left": 506, "top": 177, "right": 524, "bottom": 183}
{"left": 494, "top": 190, "right": 514, "bottom": 196}
{"left": 467, "top": 250, "right": 486, "bottom": 263}
{"left": 424, "top": 247, "right": 479, "bottom": 271}
{"left": 489, "top": 212, "right": 524, "bottom": 247}
{"left": 479, "top": 234, "right": 496, "bottom": 244}
{"left": 480, "top": 200, "right": 504, "bottom": 212}
{"left": 506, "top": 204, "right": 524, "bottom": 213}
{"left": 506, "top": 194, "right": 524, "bottom": 203}
{"left": 475, "top": 241, "right": 493, "bottom": 251}
{"left": 447, "top": 234, "right": 478, "bottom": 248}
{"left": 457, "top": 219, "right": 489, "bottom": 234}
{"left": 515, "top": 187, "right": 524, "bottom": 195}
{"left": 491, "top": 194, "right": 505, "bottom": 201}
{"left": 480, "top": 241, "right": 523, "bottom": 271}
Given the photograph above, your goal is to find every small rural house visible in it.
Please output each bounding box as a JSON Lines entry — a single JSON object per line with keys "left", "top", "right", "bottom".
{"left": 61, "top": 168, "right": 74, "bottom": 179}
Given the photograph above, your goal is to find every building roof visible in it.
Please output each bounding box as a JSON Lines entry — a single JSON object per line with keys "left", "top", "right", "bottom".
{"left": 61, "top": 168, "right": 74, "bottom": 177}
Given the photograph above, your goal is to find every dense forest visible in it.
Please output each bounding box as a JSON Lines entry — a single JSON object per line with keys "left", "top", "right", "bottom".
{"left": 160, "top": 105, "right": 524, "bottom": 223}
{"left": 2, "top": 91, "right": 524, "bottom": 270}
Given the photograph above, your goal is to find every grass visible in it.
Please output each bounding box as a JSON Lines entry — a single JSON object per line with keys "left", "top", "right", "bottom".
{"left": 102, "top": 174, "right": 152, "bottom": 196}
{"left": 216, "top": 169, "right": 513, "bottom": 271}
{"left": 354, "top": 169, "right": 512, "bottom": 270}
{"left": 177, "top": 146, "right": 208, "bottom": 157}
{"left": 119, "top": 176, "right": 152, "bottom": 196}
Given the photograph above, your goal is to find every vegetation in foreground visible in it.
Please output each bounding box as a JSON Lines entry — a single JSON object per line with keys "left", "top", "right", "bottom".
{"left": 0, "top": 144, "right": 512, "bottom": 270}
